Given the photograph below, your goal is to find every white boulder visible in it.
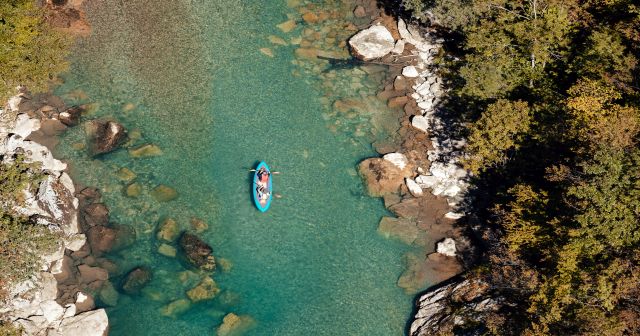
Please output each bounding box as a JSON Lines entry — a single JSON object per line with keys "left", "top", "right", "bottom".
{"left": 405, "top": 178, "right": 423, "bottom": 197}
{"left": 51, "top": 309, "right": 109, "bottom": 336}
{"left": 436, "top": 238, "right": 457, "bottom": 257}
{"left": 40, "top": 300, "right": 65, "bottom": 323}
{"left": 349, "top": 25, "right": 395, "bottom": 60}
{"left": 402, "top": 66, "right": 420, "bottom": 78}
{"left": 383, "top": 152, "right": 408, "bottom": 170}
{"left": 411, "top": 115, "right": 429, "bottom": 133}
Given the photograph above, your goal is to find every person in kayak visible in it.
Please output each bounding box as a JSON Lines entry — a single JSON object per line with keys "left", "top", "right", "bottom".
{"left": 257, "top": 167, "right": 270, "bottom": 183}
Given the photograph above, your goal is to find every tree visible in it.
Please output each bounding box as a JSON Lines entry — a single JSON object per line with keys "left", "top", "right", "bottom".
{"left": 0, "top": 0, "right": 70, "bottom": 102}
{"left": 464, "top": 99, "right": 532, "bottom": 173}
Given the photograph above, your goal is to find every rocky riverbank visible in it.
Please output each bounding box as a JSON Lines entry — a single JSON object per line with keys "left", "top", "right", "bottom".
{"left": 0, "top": 91, "right": 110, "bottom": 335}
{"left": 343, "top": 4, "right": 487, "bottom": 334}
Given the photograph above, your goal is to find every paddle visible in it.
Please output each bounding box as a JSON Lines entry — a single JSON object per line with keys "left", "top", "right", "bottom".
{"left": 248, "top": 169, "right": 281, "bottom": 174}
{"left": 253, "top": 183, "right": 281, "bottom": 199}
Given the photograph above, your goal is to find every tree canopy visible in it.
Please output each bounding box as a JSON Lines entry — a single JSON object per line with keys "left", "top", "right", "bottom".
{"left": 402, "top": 0, "right": 640, "bottom": 333}
{"left": 0, "top": 0, "right": 70, "bottom": 102}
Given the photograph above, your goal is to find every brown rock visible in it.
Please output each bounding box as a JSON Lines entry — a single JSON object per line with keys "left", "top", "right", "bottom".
{"left": 121, "top": 267, "right": 152, "bottom": 294}
{"left": 179, "top": 232, "right": 215, "bottom": 271}
{"left": 302, "top": 12, "right": 319, "bottom": 24}
{"left": 186, "top": 276, "right": 219, "bottom": 302}
{"left": 59, "top": 106, "right": 83, "bottom": 126}
{"left": 157, "top": 218, "right": 179, "bottom": 242}
{"left": 295, "top": 48, "right": 318, "bottom": 60}
{"left": 83, "top": 203, "right": 109, "bottom": 228}
{"left": 394, "top": 76, "right": 408, "bottom": 91}
{"left": 151, "top": 185, "right": 178, "bottom": 202}
{"left": 378, "top": 217, "right": 419, "bottom": 245}
{"left": 190, "top": 217, "right": 208, "bottom": 233}
{"left": 85, "top": 119, "right": 127, "bottom": 156}
{"left": 353, "top": 5, "right": 366, "bottom": 18}
{"left": 358, "top": 158, "right": 412, "bottom": 197}
{"left": 78, "top": 264, "right": 108, "bottom": 284}
{"left": 86, "top": 225, "right": 116, "bottom": 256}
{"left": 388, "top": 96, "right": 409, "bottom": 109}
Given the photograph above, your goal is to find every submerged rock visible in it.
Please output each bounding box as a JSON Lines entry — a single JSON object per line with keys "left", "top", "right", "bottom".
{"left": 157, "top": 218, "right": 179, "bottom": 242}
{"left": 190, "top": 217, "right": 208, "bottom": 233}
{"left": 160, "top": 299, "right": 191, "bottom": 318}
{"left": 129, "top": 144, "right": 163, "bottom": 157}
{"left": 125, "top": 183, "right": 142, "bottom": 197}
{"left": 121, "top": 267, "right": 152, "bottom": 295}
{"left": 179, "top": 232, "right": 216, "bottom": 271}
{"left": 98, "top": 281, "right": 119, "bottom": 307}
{"left": 349, "top": 25, "right": 395, "bottom": 60}
{"left": 117, "top": 167, "right": 136, "bottom": 181}
{"left": 84, "top": 119, "right": 127, "bottom": 155}
{"left": 217, "top": 313, "right": 255, "bottom": 336}
{"left": 158, "top": 243, "right": 177, "bottom": 257}
{"left": 186, "top": 276, "right": 220, "bottom": 302}
{"left": 151, "top": 184, "right": 178, "bottom": 202}
{"left": 378, "top": 217, "right": 419, "bottom": 245}
{"left": 277, "top": 19, "right": 296, "bottom": 33}
{"left": 82, "top": 203, "right": 109, "bottom": 228}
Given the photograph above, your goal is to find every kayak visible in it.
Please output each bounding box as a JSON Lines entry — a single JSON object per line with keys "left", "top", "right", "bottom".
{"left": 253, "top": 161, "right": 272, "bottom": 212}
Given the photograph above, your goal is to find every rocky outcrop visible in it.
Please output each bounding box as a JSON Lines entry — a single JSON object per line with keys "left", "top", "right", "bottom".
{"left": 348, "top": 24, "right": 395, "bottom": 60}
{"left": 84, "top": 119, "right": 127, "bottom": 156}
{"left": 1, "top": 92, "right": 110, "bottom": 335}
{"left": 410, "top": 277, "right": 500, "bottom": 336}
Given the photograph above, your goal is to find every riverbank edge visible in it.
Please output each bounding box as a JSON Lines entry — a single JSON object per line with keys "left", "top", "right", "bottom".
{"left": 0, "top": 91, "right": 109, "bottom": 335}
{"left": 346, "top": 6, "right": 490, "bottom": 335}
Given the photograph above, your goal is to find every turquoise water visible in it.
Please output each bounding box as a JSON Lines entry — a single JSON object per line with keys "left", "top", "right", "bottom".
{"left": 55, "top": 0, "right": 417, "bottom": 335}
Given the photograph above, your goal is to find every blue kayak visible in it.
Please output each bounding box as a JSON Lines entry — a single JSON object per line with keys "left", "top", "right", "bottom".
{"left": 253, "top": 161, "right": 272, "bottom": 212}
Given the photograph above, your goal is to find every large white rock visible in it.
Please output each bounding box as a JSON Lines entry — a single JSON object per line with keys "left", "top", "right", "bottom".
{"left": 349, "top": 25, "right": 395, "bottom": 60}
{"left": 445, "top": 212, "right": 465, "bottom": 220}
{"left": 391, "top": 39, "right": 405, "bottom": 54}
{"left": 415, "top": 175, "right": 439, "bottom": 189}
{"left": 411, "top": 115, "right": 429, "bottom": 133}
{"left": 402, "top": 66, "right": 420, "bottom": 78}
{"left": 5, "top": 135, "right": 67, "bottom": 171}
{"left": 405, "top": 178, "right": 423, "bottom": 197}
{"left": 437, "top": 238, "right": 457, "bottom": 257}
{"left": 40, "top": 300, "right": 64, "bottom": 323}
{"left": 383, "top": 152, "right": 408, "bottom": 170}
{"left": 13, "top": 113, "right": 41, "bottom": 138}
{"left": 51, "top": 309, "right": 109, "bottom": 336}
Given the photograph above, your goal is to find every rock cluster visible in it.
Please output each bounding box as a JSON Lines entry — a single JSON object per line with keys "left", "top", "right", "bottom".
{"left": 410, "top": 278, "right": 501, "bottom": 336}
{"left": 0, "top": 92, "right": 109, "bottom": 335}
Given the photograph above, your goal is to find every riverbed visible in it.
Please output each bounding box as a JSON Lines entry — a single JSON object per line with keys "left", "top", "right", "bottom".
{"left": 54, "top": 0, "right": 420, "bottom": 334}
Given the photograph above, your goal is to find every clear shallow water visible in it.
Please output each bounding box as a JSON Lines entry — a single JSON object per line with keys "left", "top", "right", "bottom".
{"left": 55, "top": 0, "right": 416, "bottom": 335}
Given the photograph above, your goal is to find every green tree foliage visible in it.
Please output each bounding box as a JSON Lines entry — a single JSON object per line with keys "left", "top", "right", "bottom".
{"left": 0, "top": 0, "right": 70, "bottom": 102}
{"left": 0, "top": 156, "right": 57, "bottom": 300}
{"left": 465, "top": 99, "right": 531, "bottom": 173}
{"left": 400, "top": 0, "right": 640, "bottom": 333}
